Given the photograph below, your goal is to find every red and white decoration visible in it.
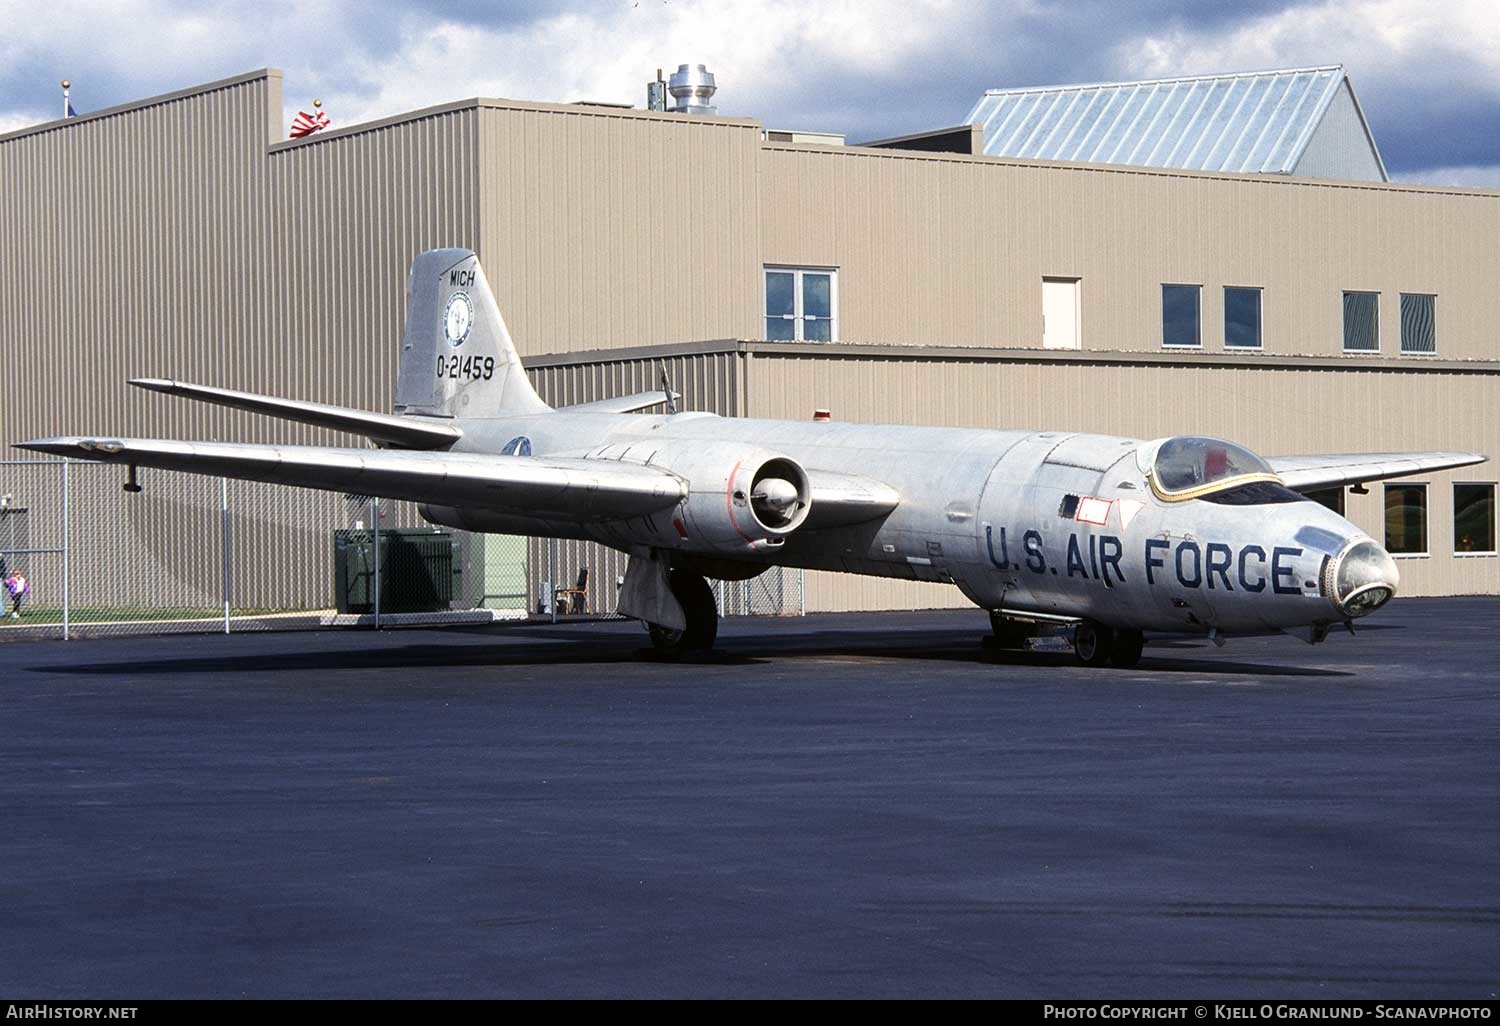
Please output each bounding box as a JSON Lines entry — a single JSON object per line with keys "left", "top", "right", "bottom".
{"left": 289, "top": 109, "right": 331, "bottom": 139}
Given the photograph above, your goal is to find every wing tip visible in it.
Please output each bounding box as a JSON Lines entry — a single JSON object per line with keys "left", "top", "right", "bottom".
{"left": 15, "top": 437, "right": 88, "bottom": 456}
{"left": 128, "top": 377, "right": 177, "bottom": 392}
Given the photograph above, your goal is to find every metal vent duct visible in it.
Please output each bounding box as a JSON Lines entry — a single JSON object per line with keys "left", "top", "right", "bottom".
{"left": 668, "top": 64, "right": 717, "bottom": 115}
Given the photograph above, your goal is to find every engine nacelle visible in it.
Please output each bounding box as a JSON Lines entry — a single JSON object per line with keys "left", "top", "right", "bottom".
{"left": 419, "top": 443, "right": 813, "bottom": 556}
{"left": 651, "top": 444, "right": 812, "bottom": 554}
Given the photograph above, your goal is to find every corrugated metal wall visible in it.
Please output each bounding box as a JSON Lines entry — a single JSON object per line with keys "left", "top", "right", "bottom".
{"left": 760, "top": 144, "right": 1500, "bottom": 360}
{"left": 1294, "top": 81, "right": 1385, "bottom": 182}
{"left": 0, "top": 72, "right": 276, "bottom": 443}
{"left": 267, "top": 104, "right": 482, "bottom": 417}
{"left": 477, "top": 102, "right": 763, "bottom": 356}
{"left": 0, "top": 73, "right": 487, "bottom": 608}
{"left": 745, "top": 349, "right": 1500, "bottom": 603}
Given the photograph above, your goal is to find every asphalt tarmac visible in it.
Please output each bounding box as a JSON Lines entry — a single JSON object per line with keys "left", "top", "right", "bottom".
{"left": 1, "top": 599, "right": 1497, "bottom": 999}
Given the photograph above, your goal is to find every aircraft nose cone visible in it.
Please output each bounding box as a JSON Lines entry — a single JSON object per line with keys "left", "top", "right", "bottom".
{"left": 751, "top": 477, "right": 799, "bottom": 511}
{"left": 1333, "top": 539, "right": 1400, "bottom": 618}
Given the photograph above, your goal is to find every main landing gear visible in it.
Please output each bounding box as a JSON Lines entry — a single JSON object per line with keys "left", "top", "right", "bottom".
{"left": 646, "top": 570, "right": 719, "bottom": 658}
{"left": 1072, "top": 621, "right": 1145, "bottom": 669}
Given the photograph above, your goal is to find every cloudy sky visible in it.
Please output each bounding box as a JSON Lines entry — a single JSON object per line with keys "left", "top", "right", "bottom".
{"left": 1, "top": 0, "right": 1496, "bottom": 185}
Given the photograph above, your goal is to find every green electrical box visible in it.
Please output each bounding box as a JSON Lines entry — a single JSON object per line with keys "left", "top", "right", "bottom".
{"left": 334, "top": 529, "right": 459, "bottom": 614}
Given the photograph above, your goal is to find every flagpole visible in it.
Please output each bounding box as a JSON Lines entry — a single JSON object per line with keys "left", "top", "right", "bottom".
{"left": 61, "top": 79, "right": 69, "bottom": 119}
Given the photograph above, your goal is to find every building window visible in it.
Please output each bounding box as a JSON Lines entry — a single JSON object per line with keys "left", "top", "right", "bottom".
{"left": 1454, "top": 483, "right": 1495, "bottom": 554}
{"left": 1400, "top": 293, "right": 1436, "bottom": 354}
{"left": 765, "top": 267, "right": 837, "bottom": 342}
{"left": 1305, "top": 487, "right": 1345, "bottom": 517}
{"left": 1343, "top": 291, "right": 1379, "bottom": 352}
{"left": 1162, "top": 284, "right": 1201, "bottom": 347}
{"left": 1384, "top": 483, "right": 1428, "bottom": 555}
{"left": 1224, "top": 286, "right": 1262, "bottom": 349}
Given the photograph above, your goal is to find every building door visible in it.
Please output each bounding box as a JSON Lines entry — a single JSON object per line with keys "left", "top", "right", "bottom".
{"left": 1042, "top": 278, "right": 1081, "bottom": 350}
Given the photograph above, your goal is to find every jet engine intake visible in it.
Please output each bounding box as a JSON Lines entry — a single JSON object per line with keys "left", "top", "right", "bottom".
{"left": 745, "top": 457, "right": 811, "bottom": 535}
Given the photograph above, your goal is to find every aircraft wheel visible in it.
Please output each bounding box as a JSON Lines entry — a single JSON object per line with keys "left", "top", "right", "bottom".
{"left": 646, "top": 570, "right": 718, "bottom": 656}
{"left": 988, "top": 610, "right": 1030, "bottom": 649}
{"left": 1109, "top": 629, "right": 1145, "bottom": 668}
{"left": 1072, "top": 621, "right": 1114, "bottom": 667}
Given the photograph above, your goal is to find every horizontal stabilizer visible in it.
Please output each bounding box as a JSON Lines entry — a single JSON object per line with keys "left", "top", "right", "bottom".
{"left": 1269, "top": 451, "right": 1487, "bottom": 492}
{"left": 16, "top": 437, "right": 686, "bottom": 521}
{"left": 803, "top": 470, "right": 900, "bottom": 529}
{"left": 559, "top": 391, "right": 681, "bottom": 415}
{"left": 129, "top": 378, "right": 463, "bottom": 450}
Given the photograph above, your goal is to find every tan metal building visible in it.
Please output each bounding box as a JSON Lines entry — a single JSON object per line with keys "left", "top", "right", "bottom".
{"left": 2, "top": 68, "right": 1496, "bottom": 615}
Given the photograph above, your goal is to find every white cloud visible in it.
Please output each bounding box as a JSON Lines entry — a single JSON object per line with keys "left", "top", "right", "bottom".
{"left": 316, "top": 0, "right": 987, "bottom": 129}
{"left": 1392, "top": 164, "right": 1500, "bottom": 189}
{"left": 1125, "top": 0, "right": 1500, "bottom": 90}
{"left": 0, "top": 110, "right": 45, "bottom": 134}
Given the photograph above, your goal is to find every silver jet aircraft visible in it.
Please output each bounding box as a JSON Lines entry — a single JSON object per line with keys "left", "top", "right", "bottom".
{"left": 20, "top": 249, "right": 1486, "bottom": 665}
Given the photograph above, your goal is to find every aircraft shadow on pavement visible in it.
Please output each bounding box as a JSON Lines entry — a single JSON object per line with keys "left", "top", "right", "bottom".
{"left": 41, "top": 625, "right": 1351, "bottom": 679}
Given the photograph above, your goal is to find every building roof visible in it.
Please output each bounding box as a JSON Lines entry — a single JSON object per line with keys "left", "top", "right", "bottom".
{"left": 965, "top": 65, "right": 1387, "bottom": 181}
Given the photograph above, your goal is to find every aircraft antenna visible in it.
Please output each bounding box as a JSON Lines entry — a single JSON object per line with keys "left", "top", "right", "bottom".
{"left": 658, "top": 361, "right": 678, "bottom": 414}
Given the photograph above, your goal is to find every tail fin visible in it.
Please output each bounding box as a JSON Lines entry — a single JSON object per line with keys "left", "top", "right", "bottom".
{"left": 394, "top": 249, "right": 550, "bottom": 418}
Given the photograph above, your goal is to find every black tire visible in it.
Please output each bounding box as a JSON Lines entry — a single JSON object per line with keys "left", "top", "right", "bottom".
{"left": 1073, "top": 621, "right": 1114, "bottom": 667}
{"left": 1109, "top": 629, "right": 1145, "bottom": 668}
{"left": 646, "top": 570, "right": 718, "bottom": 656}
{"left": 988, "top": 610, "right": 1030, "bottom": 649}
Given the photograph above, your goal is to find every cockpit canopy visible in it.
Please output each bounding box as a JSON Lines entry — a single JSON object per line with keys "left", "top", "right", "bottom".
{"left": 1139, "top": 435, "right": 1283, "bottom": 502}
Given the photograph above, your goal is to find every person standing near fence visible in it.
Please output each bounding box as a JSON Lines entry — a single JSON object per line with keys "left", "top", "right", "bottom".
{"left": 5, "top": 567, "right": 30, "bottom": 618}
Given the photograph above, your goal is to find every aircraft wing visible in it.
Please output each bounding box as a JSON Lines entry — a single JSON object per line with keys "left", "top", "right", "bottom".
{"left": 16, "top": 437, "right": 686, "bottom": 520}
{"left": 1269, "top": 451, "right": 1487, "bottom": 492}
{"left": 559, "top": 391, "right": 680, "bottom": 415}
{"left": 129, "top": 378, "right": 463, "bottom": 450}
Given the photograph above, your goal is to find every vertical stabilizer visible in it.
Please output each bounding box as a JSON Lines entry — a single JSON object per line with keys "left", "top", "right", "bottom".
{"left": 394, "top": 249, "right": 550, "bottom": 418}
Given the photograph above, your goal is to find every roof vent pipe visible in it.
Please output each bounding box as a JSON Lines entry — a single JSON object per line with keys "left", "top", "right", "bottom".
{"left": 646, "top": 68, "right": 668, "bottom": 111}
{"left": 667, "top": 64, "right": 717, "bottom": 115}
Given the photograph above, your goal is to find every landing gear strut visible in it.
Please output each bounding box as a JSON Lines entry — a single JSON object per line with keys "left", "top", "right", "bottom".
{"left": 646, "top": 570, "right": 718, "bottom": 657}
{"left": 1072, "top": 621, "right": 1145, "bottom": 668}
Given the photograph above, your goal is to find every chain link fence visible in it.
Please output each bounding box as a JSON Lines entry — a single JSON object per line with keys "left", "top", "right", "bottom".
{"left": 0, "top": 460, "right": 805, "bottom": 640}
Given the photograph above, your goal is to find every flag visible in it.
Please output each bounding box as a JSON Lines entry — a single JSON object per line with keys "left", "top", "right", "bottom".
{"left": 65, "top": 99, "right": 77, "bottom": 118}
{"left": 289, "top": 109, "right": 331, "bottom": 138}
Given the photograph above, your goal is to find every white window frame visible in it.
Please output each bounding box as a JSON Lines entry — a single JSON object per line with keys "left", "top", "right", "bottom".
{"left": 1452, "top": 481, "right": 1497, "bottom": 557}
{"left": 1223, "top": 285, "right": 1263, "bottom": 351}
{"left": 1161, "top": 283, "right": 1202, "bottom": 349}
{"left": 764, "top": 266, "right": 839, "bottom": 342}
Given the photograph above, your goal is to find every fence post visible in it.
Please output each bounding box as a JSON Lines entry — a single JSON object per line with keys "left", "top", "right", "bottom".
{"left": 548, "top": 538, "right": 558, "bottom": 624}
{"left": 61, "top": 460, "right": 70, "bottom": 641}
{"left": 799, "top": 568, "right": 806, "bottom": 617}
{"left": 371, "top": 496, "right": 381, "bottom": 630}
{"left": 221, "top": 478, "right": 231, "bottom": 634}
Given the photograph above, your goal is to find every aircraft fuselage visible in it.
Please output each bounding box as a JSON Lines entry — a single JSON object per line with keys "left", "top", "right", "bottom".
{"left": 426, "top": 410, "right": 1386, "bottom": 638}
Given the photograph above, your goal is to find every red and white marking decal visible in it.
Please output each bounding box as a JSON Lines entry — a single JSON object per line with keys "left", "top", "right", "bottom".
{"left": 1117, "top": 499, "right": 1146, "bottom": 530}
{"left": 724, "top": 460, "right": 759, "bottom": 545}
{"left": 1075, "top": 496, "right": 1113, "bottom": 526}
